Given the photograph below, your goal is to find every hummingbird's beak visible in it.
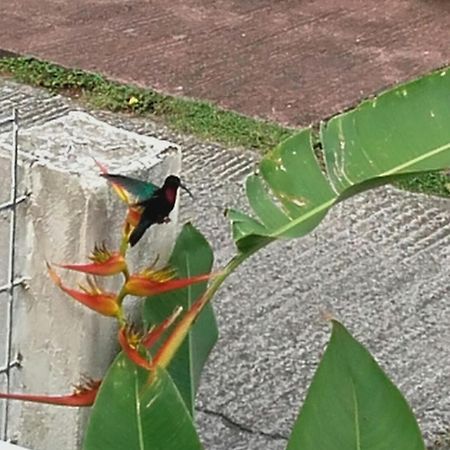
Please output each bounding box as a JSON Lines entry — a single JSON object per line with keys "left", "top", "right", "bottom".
{"left": 180, "top": 183, "right": 194, "bottom": 199}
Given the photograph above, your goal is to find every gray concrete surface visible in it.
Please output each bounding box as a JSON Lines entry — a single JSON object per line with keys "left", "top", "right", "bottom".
{"left": 0, "top": 104, "right": 180, "bottom": 449}
{"left": 1, "top": 80, "right": 450, "bottom": 450}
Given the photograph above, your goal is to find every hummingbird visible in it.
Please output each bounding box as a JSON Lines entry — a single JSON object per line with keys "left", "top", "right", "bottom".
{"left": 101, "top": 173, "right": 193, "bottom": 247}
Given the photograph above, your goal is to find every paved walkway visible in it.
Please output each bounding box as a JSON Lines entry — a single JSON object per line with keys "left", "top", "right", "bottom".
{"left": 1, "top": 1, "right": 450, "bottom": 126}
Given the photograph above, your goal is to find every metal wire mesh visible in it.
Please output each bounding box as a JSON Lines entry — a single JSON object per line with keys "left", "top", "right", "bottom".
{"left": 0, "top": 110, "right": 27, "bottom": 441}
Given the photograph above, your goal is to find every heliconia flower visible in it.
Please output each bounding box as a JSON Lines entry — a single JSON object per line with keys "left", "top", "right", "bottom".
{"left": 47, "top": 264, "right": 120, "bottom": 317}
{"left": 118, "top": 326, "right": 153, "bottom": 371}
{"left": 56, "top": 243, "right": 127, "bottom": 276}
{"left": 152, "top": 292, "right": 209, "bottom": 370}
{"left": 119, "top": 306, "right": 183, "bottom": 371}
{"left": 95, "top": 160, "right": 142, "bottom": 234}
{"left": 125, "top": 206, "right": 142, "bottom": 228}
{"left": 95, "top": 160, "right": 130, "bottom": 204}
{"left": 139, "top": 266, "right": 177, "bottom": 282}
{"left": 142, "top": 306, "right": 183, "bottom": 349}
{"left": 0, "top": 379, "right": 101, "bottom": 407}
{"left": 124, "top": 266, "right": 216, "bottom": 297}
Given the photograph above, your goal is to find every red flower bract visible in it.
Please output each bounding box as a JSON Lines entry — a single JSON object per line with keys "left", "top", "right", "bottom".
{"left": 118, "top": 326, "right": 153, "bottom": 371}
{"left": 119, "top": 306, "right": 182, "bottom": 371}
{"left": 0, "top": 379, "right": 101, "bottom": 407}
{"left": 57, "top": 244, "right": 126, "bottom": 276}
{"left": 124, "top": 270, "right": 215, "bottom": 297}
{"left": 47, "top": 264, "right": 120, "bottom": 317}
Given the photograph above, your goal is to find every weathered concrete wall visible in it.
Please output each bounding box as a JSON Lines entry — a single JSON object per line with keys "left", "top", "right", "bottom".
{"left": 0, "top": 112, "right": 180, "bottom": 450}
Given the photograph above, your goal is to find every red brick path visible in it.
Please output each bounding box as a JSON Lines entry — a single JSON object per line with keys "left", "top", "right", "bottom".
{"left": 1, "top": 1, "right": 450, "bottom": 126}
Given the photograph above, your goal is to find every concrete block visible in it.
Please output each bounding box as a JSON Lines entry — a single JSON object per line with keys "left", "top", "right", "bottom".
{"left": 0, "top": 111, "right": 181, "bottom": 450}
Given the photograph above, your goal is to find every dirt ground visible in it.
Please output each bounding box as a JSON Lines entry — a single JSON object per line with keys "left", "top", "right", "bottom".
{"left": 1, "top": 1, "right": 450, "bottom": 126}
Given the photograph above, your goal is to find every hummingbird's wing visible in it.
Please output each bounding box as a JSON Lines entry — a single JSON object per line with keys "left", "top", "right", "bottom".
{"left": 101, "top": 174, "right": 159, "bottom": 202}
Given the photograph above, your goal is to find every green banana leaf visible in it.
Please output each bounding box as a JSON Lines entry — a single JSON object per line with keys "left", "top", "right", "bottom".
{"left": 83, "top": 354, "right": 203, "bottom": 450}
{"left": 287, "top": 321, "right": 425, "bottom": 450}
{"left": 229, "top": 68, "right": 450, "bottom": 252}
{"left": 143, "top": 223, "right": 218, "bottom": 415}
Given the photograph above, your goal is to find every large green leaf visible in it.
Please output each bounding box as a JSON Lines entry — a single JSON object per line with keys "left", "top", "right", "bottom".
{"left": 143, "top": 223, "right": 218, "bottom": 415}
{"left": 229, "top": 68, "right": 450, "bottom": 252}
{"left": 83, "top": 354, "right": 203, "bottom": 450}
{"left": 287, "top": 321, "right": 425, "bottom": 450}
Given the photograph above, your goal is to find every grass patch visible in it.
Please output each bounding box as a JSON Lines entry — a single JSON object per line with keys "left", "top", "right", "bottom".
{"left": 0, "top": 56, "right": 448, "bottom": 197}
{"left": 396, "top": 171, "right": 450, "bottom": 198}
{"left": 0, "top": 56, "right": 292, "bottom": 151}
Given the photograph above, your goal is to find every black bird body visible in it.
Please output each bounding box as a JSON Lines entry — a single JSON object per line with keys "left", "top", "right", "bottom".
{"left": 101, "top": 174, "right": 191, "bottom": 247}
{"left": 129, "top": 179, "right": 179, "bottom": 246}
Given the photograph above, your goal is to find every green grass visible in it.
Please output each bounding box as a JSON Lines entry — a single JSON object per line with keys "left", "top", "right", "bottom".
{"left": 0, "top": 56, "right": 292, "bottom": 152}
{"left": 0, "top": 56, "right": 448, "bottom": 197}
{"left": 396, "top": 171, "right": 450, "bottom": 198}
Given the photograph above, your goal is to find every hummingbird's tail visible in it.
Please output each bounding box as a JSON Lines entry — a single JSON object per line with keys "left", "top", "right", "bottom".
{"left": 129, "top": 220, "right": 149, "bottom": 247}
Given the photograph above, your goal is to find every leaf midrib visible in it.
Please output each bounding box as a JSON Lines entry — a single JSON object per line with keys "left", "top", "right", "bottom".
{"left": 380, "top": 142, "right": 450, "bottom": 176}
{"left": 268, "top": 141, "right": 450, "bottom": 239}
{"left": 351, "top": 380, "right": 361, "bottom": 450}
{"left": 134, "top": 369, "right": 145, "bottom": 450}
